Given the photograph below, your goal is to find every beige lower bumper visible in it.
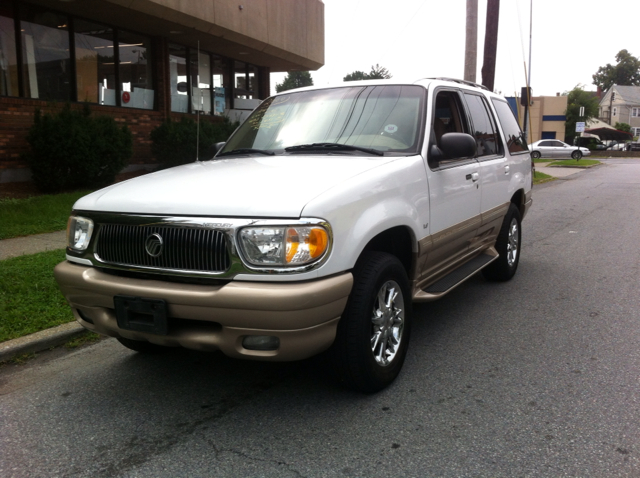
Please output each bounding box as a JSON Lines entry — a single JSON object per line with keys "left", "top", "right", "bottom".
{"left": 54, "top": 261, "right": 353, "bottom": 361}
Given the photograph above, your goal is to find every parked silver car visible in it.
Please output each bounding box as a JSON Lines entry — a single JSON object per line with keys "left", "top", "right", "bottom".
{"left": 528, "top": 140, "right": 590, "bottom": 160}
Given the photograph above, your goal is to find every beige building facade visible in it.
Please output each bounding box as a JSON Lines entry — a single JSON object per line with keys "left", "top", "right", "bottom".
{"left": 508, "top": 94, "right": 567, "bottom": 143}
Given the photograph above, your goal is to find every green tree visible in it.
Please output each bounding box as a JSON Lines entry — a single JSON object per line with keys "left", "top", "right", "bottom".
{"left": 343, "top": 64, "right": 392, "bottom": 82}
{"left": 614, "top": 122, "right": 631, "bottom": 133}
{"left": 368, "top": 63, "right": 392, "bottom": 79}
{"left": 563, "top": 85, "right": 600, "bottom": 144}
{"left": 343, "top": 70, "right": 368, "bottom": 82}
{"left": 592, "top": 49, "right": 640, "bottom": 91}
{"left": 275, "top": 71, "right": 314, "bottom": 93}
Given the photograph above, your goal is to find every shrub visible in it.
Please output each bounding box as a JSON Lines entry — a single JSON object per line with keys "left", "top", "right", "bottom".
{"left": 24, "top": 104, "right": 133, "bottom": 193}
{"left": 150, "top": 116, "right": 239, "bottom": 169}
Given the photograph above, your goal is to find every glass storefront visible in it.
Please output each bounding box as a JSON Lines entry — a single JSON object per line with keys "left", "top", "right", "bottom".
{"left": 2, "top": 2, "right": 263, "bottom": 113}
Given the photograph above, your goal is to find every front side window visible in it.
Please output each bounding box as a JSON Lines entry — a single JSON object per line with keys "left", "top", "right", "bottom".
{"left": 20, "top": 5, "right": 71, "bottom": 101}
{"left": 0, "top": 0, "right": 18, "bottom": 97}
{"left": 223, "top": 85, "right": 425, "bottom": 155}
{"left": 74, "top": 20, "right": 115, "bottom": 105}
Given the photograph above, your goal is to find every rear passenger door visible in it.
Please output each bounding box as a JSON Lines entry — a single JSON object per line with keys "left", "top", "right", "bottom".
{"left": 461, "top": 91, "right": 510, "bottom": 248}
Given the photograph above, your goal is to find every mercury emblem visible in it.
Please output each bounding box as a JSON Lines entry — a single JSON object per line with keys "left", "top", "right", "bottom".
{"left": 145, "top": 233, "right": 164, "bottom": 257}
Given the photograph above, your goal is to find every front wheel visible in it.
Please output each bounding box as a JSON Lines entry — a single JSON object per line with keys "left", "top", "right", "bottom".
{"left": 330, "top": 252, "right": 412, "bottom": 393}
{"left": 571, "top": 150, "right": 582, "bottom": 160}
{"left": 482, "top": 203, "right": 522, "bottom": 282}
{"left": 531, "top": 151, "right": 541, "bottom": 160}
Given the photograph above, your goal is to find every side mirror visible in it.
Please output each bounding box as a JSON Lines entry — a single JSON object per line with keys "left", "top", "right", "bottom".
{"left": 439, "top": 133, "right": 477, "bottom": 159}
{"left": 206, "top": 142, "right": 226, "bottom": 159}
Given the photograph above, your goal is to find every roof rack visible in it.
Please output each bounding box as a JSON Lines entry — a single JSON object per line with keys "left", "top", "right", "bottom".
{"left": 423, "top": 77, "right": 490, "bottom": 91}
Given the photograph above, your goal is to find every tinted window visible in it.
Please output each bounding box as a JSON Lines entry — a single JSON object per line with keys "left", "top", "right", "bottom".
{"left": 464, "top": 93, "right": 499, "bottom": 157}
{"left": 491, "top": 98, "right": 528, "bottom": 153}
{"left": 539, "top": 141, "right": 552, "bottom": 147}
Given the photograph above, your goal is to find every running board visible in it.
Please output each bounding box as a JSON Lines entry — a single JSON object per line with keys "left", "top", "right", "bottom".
{"left": 413, "top": 252, "right": 498, "bottom": 302}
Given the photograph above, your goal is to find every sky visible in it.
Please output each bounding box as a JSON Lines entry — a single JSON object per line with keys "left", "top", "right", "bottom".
{"left": 271, "top": 0, "right": 639, "bottom": 97}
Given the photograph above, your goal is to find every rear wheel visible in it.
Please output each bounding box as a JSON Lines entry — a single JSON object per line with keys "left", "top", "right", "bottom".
{"left": 117, "top": 337, "right": 172, "bottom": 354}
{"left": 571, "top": 150, "right": 582, "bottom": 160}
{"left": 482, "top": 203, "right": 522, "bottom": 282}
{"left": 531, "top": 151, "right": 541, "bottom": 159}
{"left": 330, "top": 252, "right": 412, "bottom": 393}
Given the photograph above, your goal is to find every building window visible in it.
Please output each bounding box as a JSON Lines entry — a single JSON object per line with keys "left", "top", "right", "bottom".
{"left": 190, "top": 49, "right": 211, "bottom": 114}
{"left": 74, "top": 19, "right": 115, "bottom": 105}
{"left": 234, "top": 61, "right": 256, "bottom": 100}
{"left": 633, "top": 127, "right": 640, "bottom": 137}
{"left": 0, "top": 0, "right": 18, "bottom": 97}
{"left": 632, "top": 107, "right": 639, "bottom": 117}
{"left": 169, "top": 43, "right": 188, "bottom": 113}
{"left": 119, "top": 31, "right": 153, "bottom": 109}
{"left": 212, "top": 56, "right": 230, "bottom": 115}
{"left": 20, "top": 5, "right": 71, "bottom": 101}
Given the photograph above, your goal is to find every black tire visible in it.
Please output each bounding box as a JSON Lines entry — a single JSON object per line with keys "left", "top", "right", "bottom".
{"left": 482, "top": 203, "right": 522, "bottom": 282}
{"left": 571, "top": 150, "right": 582, "bottom": 160}
{"left": 329, "top": 251, "right": 412, "bottom": 393}
{"left": 117, "top": 337, "right": 172, "bottom": 354}
{"left": 531, "top": 151, "right": 541, "bottom": 160}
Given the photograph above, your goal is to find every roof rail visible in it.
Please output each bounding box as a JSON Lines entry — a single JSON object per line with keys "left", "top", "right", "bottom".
{"left": 423, "top": 77, "right": 490, "bottom": 91}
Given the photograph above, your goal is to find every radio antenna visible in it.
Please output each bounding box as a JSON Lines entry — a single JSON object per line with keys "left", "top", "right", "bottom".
{"left": 196, "top": 40, "right": 200, "bottom": 161}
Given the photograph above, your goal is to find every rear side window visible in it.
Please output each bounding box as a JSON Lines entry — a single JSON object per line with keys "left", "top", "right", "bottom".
{"left": 463, "top": 93, "right": 500, "bottom": 157}
{"left": 491, "top": 98, "right": 528, "bottom": 153}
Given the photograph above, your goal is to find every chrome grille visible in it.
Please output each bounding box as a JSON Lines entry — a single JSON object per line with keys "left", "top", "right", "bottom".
{"left": 95, "top": 224, "right": 230, "bottom": 273}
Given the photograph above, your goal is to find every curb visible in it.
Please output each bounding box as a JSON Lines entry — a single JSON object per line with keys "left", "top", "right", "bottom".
{"left": 0, "top": 322, "right": 88, "bottom": 363}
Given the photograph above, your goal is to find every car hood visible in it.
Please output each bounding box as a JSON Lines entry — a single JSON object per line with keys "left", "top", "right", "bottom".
{"left": 73, "top": 155, "right": 400, "bottom": 217}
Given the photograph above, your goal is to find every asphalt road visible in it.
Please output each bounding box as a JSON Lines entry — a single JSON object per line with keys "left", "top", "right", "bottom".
{"left": 1, "top": 158, "right": 639, "bottom": 477}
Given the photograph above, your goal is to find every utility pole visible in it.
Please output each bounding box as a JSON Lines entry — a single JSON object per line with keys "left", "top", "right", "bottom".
{"left": 481, "top": 0, "right": 500, "bottom": 91}
{"left": 464, "top": 0, "right": 478, "bottom": 83}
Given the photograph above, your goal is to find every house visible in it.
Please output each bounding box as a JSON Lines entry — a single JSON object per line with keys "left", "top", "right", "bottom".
{"left": 598, "top": 85, "right": 640, "bottom": 138}
{"left": 0, "top": 0, "right": 325, "bottom": 184}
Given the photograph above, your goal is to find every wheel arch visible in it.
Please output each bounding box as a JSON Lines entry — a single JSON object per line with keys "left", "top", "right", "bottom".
{"left": 510, "top": 188, "right": 526, "bottom": 218}
{"left": 360, "top": 226, "right": 415, "bottom": 279}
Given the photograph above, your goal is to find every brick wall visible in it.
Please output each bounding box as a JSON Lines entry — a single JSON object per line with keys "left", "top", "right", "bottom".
{"left": 0, "top": 96, "right": 227, "bottom": 183}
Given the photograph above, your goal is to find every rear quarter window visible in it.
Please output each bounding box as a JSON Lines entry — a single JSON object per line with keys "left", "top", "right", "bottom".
{"left": 491, "top": 98, "right": 528, "bottom": 154}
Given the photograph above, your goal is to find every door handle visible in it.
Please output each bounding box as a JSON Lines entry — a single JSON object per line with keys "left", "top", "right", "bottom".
{"left": 465, "top": 172, "right": 479, "bottom": 181}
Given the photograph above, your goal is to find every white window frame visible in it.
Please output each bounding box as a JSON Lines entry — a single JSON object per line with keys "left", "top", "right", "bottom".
{"left": 632, "top": 127, "right": 640, "bottom": 137}
{"left": 632, "top": 107, "right": 639, "bottom": 117}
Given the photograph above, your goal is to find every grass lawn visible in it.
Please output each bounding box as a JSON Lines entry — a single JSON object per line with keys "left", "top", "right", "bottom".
{"left": 534, "top": 170, "right": 555, "bottom": 185}
{"left": 0, "top": 190, "right": 89, "bottom": 240}
{"left": 551, "top": 159, "right": 600, "bottom": 167}
{"left": 0, "top": 249, "right": 75, "bottom": 342}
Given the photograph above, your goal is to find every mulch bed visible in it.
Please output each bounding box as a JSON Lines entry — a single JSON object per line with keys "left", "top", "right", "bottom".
{"left": 0, "top": 170, "right": 149, "bottom": 200}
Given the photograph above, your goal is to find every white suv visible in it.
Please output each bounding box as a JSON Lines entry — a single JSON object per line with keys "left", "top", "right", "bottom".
{"left": 55, "top": 78, "right": 532, "bottom": 392}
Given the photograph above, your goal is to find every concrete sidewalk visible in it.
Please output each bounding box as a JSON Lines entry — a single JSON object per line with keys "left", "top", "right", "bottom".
{"left": 0, "top": 229, "right": 88, "bottom": 362}
{"left": 0, "top": 229, "right": 67, "bottom": 260}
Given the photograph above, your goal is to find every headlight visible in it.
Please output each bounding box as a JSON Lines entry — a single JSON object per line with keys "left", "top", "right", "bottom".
{"left": 239, "top": 224, "right": 330, "bottom": 267}
{"left": 67, "top": 216, "right": 94, "bottom": 251}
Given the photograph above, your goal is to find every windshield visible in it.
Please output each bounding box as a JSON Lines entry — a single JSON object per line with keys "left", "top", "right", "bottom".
{"left": 220, "top": 85, "right": 425, "bottom": 155}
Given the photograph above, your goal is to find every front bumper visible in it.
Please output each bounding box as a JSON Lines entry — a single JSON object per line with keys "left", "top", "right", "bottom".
{"left": 54, "top": 261, "right": 353, "bottom": 361}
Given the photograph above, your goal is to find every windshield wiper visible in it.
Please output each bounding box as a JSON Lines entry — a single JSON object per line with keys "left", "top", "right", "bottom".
{"left": 216, "top": 148, "right": 275, "bottom": 157}
{"left": 284, "top": 142, "right": 384, "bottom": 156}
